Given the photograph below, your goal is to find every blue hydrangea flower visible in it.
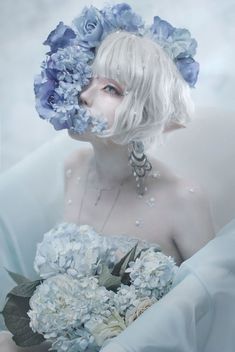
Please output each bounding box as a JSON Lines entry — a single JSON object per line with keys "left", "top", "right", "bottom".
{"left": 34, "top": 223, "right": 121, "bottom": 279}
{"left": 125, "top": 248, "right": 178, "bottom": 299}
{"left": 29, "top": 221, "right": 179, "bottom": 349}
{"left": 101, "top": 3, "right": 145, "bottom": 34}
{"left": 28, "top": 274, "right": 114, "bottom": 351}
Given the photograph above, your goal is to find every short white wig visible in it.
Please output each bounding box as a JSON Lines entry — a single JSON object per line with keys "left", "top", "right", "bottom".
{"left": 92, "top": 31, "right": 194, "bottom": 149}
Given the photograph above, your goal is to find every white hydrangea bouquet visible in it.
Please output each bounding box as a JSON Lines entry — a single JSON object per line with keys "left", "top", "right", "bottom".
{"left": 1, "top": 222, "right": 178, "bottom": 352}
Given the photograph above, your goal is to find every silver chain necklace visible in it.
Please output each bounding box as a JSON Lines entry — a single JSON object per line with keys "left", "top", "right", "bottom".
{"left": 77, "top": 160, "right": 127, "bottom": 233}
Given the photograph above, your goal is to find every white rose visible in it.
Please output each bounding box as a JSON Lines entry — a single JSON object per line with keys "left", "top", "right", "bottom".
{"left": 125, "top": 297, "right": 157, "bottom": 325}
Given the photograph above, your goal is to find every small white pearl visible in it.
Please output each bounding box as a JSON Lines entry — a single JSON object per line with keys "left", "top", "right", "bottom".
{"left": 145, "top": 187, "right": 148, "bottom": 191}
{"left": 135, "top": 219, "right": 143, "bottom": 227}
{"left": 189, "top": 188, "right": 195, "bottom": 193}
{"left": 137, "top": 183, "right": 140, "bottom": 188}
{"left": 150, "top": 197, "right": 155, "bottom": 202}
{"left": 67, "top": 199, "right": 72, "bottom": 205}
{"left": 152, "top": 171, "right": 161, "bottom": 178}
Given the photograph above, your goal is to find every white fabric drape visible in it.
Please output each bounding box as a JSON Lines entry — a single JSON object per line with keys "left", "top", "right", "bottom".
{"left": 101, "top": 219, "right": 235, "bottom": 352}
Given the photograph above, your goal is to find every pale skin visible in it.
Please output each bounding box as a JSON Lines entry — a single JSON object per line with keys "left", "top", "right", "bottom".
{"left": 63, "top": 76, "right": 215, "bottom": 265}
{"left": 0, "top": 77, "right": 215, "bottom": 351}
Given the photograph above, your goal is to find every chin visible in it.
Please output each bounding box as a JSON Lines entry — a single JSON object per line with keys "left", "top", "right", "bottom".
{"left": 67, "top": 129, "right": 96, "bottom": 142}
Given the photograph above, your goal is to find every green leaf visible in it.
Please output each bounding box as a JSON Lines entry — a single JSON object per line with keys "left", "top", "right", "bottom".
{"left": 7, "top": 280, "right": 42, "bottom": 298}
{"left": 111, "top": 243, "right": 138, "bottom": 277}
{"left": 98, "top": 264, "right": 122, "bottom": 292}
{"left": 2, "top": 295, "right": 45, "bottom": 347}
{"left": 4, "top": 267, "right": 31, "bottom": 284}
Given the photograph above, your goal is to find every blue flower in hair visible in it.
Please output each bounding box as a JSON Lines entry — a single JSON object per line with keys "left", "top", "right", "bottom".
{"left": 73, "top": 6, "right": 113, "bottom": 49}
{"left": 34, "top": 3, "right": 200, "bottom": 134}
{"left": 101, "top": 3, "right": 145, "bottom": 33}
{"left": 150, "top": 16, "right": 175, "bottom": 40}
{"left": 148, "top": 16, "right": 199, "bottom": 86}
{"left": 175, "top": 57, "right": 199, "bottom": 88}
{"left": 43, "top": 22, "right": 76, "bottom": 54}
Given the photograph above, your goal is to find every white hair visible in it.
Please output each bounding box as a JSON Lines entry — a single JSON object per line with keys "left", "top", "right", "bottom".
{"left": 92, "top": 31, "right": 195, "bottom": 149}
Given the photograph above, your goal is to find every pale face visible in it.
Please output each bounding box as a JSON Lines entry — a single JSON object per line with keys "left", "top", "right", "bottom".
{"left": 68, "top": 76, "right": 125, "bottom": 141}
{"left": 81, "top": 76, "right": 124, "bottom": 125}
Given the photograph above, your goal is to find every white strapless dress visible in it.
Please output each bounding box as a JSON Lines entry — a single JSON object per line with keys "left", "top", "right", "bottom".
{"left": 101, "top": 219, "right": 235, "bottom": 352}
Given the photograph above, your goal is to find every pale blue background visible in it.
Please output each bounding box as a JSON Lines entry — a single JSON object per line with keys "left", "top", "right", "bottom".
{"left": 0, "top": 0, "right": 235, "bottom": 172}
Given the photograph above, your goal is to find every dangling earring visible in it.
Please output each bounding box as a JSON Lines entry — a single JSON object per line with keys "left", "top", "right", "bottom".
{"left": 128, "top": 140, "right": 152, "bottom": 195}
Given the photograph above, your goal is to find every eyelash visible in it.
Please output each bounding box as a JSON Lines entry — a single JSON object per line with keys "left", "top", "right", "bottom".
{"left": 103, "top": 85, "right": 121, "bottom": 96}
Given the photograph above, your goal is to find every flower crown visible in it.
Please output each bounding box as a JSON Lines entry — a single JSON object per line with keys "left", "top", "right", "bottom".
{"left": 34, "top": 3, "right": 199, "bottom": 135}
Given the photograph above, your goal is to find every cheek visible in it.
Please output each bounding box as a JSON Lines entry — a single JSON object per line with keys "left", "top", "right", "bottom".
{"left": 100, "top": 98, "right": 123, "bottom": 126}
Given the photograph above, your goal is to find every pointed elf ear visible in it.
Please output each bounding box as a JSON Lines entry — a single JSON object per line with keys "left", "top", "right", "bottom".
{"left": 163, "top": 121, "right": 186, "bottom": 133}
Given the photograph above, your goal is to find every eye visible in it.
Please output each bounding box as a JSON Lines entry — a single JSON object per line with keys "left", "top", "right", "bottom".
{"left": 103, "top": 84, "right": 122, "bottom": 96}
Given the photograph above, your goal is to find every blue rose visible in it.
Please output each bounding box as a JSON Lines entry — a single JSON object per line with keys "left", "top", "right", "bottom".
{"left": 34, "top": 77, "right": 62, "bottom": 120}
{"left": 73, "top": 6, "right": 112, "bottom": 48}
{"left": 102, "top": 3, "right": 144, "bottom": 33}
{"left": 150, "top": 16, "right": 175, "bottom": 40}
{"left": 175, "top": 57, "right": 199, "bottom": 87}
{"left": 43, "top": 22, "right": 76, "bottom": 54}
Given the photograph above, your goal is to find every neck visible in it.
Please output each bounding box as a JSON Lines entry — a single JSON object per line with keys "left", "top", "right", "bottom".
{"left": 88, "top": 139, "right": 133, "bottom": 188}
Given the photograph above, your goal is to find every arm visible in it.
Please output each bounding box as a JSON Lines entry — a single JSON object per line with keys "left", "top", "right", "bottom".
{"left": 171, "top": 180, "right": 215, "bottom": 261}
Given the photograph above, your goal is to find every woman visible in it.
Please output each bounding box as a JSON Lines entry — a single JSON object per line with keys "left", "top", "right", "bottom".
{"left": 62, "top": 30, "right": 215, "bottom": 266}
{"left": 0, "top": 6, "right": 216, "bottom": 351}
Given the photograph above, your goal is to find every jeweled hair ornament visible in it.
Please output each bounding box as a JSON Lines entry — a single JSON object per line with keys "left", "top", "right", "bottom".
{"left": 34, "top": 3, "right": 199, "bottom": 135}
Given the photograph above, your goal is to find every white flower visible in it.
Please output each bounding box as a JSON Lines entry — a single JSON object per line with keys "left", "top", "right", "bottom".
{"left": 113, "top": 284, "right": 140, "bottom": 314}
{"left": 125, "top": 297, "right": 157, "bottom": 326}
{"left": 28, "top": 274, "right": 113, "bottom": 340}
{"left": 85, "top": 309, "right": 126, "bottom": 347}
{"left": 125, "top": 248, "right": 178, "bottom": 299}
{"left": 34, "top": 222, "right": 120, "bottom": 279}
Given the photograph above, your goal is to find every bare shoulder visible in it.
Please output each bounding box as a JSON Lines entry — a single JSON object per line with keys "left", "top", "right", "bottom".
{"left": 173, "top": 177, "right": 209, "bottom": 204}
{"left": 149, "top": 156, "right": 215, "bottom": 260}
{"left": 170, "top": 177, "right": 215, "bottom": 260}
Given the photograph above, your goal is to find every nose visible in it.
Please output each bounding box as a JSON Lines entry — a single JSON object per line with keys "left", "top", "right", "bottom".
{"left": 79, "top": 80, "right": 94, "bottom": 107}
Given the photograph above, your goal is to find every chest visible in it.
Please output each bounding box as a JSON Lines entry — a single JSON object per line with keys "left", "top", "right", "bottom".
{"left": 63, "top": 175, "right": 183, "bottom": 266}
